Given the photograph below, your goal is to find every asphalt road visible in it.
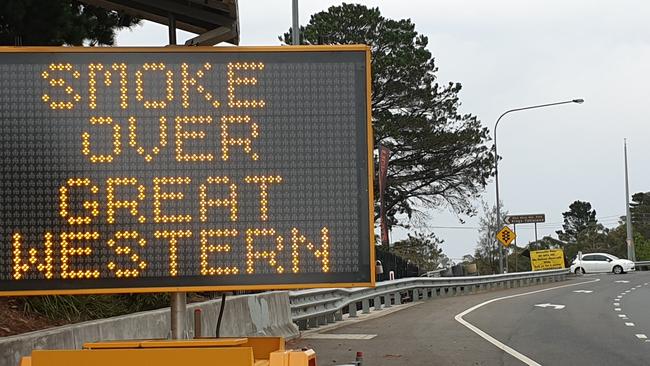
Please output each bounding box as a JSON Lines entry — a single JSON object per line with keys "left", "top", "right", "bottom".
{"left": 289, "top": 271, "right": 650, "bottom": 365}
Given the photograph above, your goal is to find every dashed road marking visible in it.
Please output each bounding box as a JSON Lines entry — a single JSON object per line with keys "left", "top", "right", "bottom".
{"left": 615, "top": 308, "right": 621, "bottom": 311}
{"left": 626, "top": 323, "right": 635, "bottom": 327}
{"left": 618, "top": 314, "right": 628, "bottom": 318}
{"left": 614, "top": 302, "right": 620, "bottom": 306}
{"left": 635, "top": 334, "right": 647, "bottom": 340}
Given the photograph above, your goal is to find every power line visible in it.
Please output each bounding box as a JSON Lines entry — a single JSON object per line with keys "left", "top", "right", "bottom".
{"left": 428, "top": 226, "right": 479, "bottom": 230}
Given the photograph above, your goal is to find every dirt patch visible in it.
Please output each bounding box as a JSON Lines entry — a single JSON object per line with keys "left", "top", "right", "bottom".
{"left": 0, "top": 298, "right": 65, "bottom": 337}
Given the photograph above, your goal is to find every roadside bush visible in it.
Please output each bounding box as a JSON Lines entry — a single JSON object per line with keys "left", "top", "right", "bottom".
{"left": 20, "top": 293, "right": 170, "bottom": 322}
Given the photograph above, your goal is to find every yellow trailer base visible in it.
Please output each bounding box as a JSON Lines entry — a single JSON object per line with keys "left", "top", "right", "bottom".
{"left": 19, "top": 337, "right": 316, "bottom": 366}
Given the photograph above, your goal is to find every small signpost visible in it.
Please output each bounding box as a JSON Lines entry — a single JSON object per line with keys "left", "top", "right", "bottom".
{"left": 496, "top": 226, "right": 516, "bottom": 247}
{"left": 504, "top": 214, "right": 545, "bottom": 225}
{"left": 504, "top": 213, "right": 545, "bottom": 242}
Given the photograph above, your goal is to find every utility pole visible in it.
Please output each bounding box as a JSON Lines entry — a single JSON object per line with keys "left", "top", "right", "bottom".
{"left": 624, "top": 139, "right": 636, "bottom": 261}
{"left": 292, "top": 0, "right": 299, "bottom": 45}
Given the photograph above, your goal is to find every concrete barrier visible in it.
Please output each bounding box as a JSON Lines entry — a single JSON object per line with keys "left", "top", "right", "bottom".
{"left": 0, "top": 291, "right": 298, "bottom": 366}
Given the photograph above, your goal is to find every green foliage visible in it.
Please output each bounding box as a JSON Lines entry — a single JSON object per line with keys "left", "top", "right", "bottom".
{"left": 389, "top": 231, "right": 447, "bottom": 271}
{"left": 556, "top": 201, "right": 600, "bottom": 244}
{"left": 507, "top": 246, "right": 530, "bottom": 273}
{"left": 554, "top": 200, "right": 628, "bottom": 260}
{"left": 634, "top": 232, "right": 650, "bottom": 260}
{"left": 602, "top": 223, "right": 627, "bottom": 258}
{"left": 631, "top": 192, "right": 650, "bottom": 238}
{"left": 0, "top": 0, "right": 139, "bottom": 46}
{"left": 474, "top": 201, "right": 506, "bottom": 275}
{"left": 21, "top": 293, "right": 169, "bottom": 322}
{"left": 529, "top": 236, "right": 565, "bottom": 250}
{"left": 281, "top": 3, "right": 494, "bottom": 230}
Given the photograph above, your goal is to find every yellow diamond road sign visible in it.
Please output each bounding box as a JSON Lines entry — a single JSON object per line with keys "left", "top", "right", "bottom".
{"left": 497, "top": 226, "right": 516, "bottom": 247}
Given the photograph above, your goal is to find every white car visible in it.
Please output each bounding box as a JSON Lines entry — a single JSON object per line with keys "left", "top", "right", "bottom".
{"left": 570, "top": 253, "right": 635, "bottom": 274}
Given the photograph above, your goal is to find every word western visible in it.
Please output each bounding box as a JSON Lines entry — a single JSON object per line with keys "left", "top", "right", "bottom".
{"left": 12, "top": 227, "right": 330, "bottom": 280}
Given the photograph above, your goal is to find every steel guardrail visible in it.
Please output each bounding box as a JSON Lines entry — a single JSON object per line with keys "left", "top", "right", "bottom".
{"left": 288, "top": 269, "right": 569, "bottom": 330}
{"left": 635, "top": 260, "right": 650, "bottom": 270}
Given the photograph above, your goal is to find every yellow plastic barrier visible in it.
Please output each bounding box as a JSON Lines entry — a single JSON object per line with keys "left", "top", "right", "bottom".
{"left": 18, "top": 337, "right": 316, "bottom": 366}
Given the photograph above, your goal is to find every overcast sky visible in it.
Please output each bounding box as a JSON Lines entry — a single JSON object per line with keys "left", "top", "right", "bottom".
{"left": 116, "top": 0, "right": 650, "bottom": 261}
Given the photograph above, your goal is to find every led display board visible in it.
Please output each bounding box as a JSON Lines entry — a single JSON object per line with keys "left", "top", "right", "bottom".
{"left": 0, "top": 46, "right": 373, "bottom": 295}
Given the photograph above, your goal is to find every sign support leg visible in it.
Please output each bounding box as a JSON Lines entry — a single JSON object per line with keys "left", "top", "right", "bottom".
{"left": 168, "top": 13, "right": 177, "bottom": 45}
{"left": 534, "top": 222, "right": 538, "bottom": 243}
{"left": 171, "top": 292, "right": 187, "bottom": 339}
{"left": 167, "top": 13, "right": 185, "bottom": 341}
{"left": 514, "top": 224, "right": 517, "bottom": 272}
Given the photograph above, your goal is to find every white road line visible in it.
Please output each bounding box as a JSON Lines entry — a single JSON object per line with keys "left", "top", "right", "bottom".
{"left": 618, "top": 314, "right": 627, "bottom": 318}
{"left": 615, "top": 308, "right": 621, "bottom": 311}
{"left": 301, "top": 333, "right": 377, "bottom": 340}
{"left": 613, "top": 303, "right": 620, "bottom": 306}
{"left": 626, "top": 323, "right": 635, "bottom": 327}
{"left": 455, "top": 278, "right": 600, "bottom": 366}
{"left": 635, "top": 334, "right": 647, "bottom": 340}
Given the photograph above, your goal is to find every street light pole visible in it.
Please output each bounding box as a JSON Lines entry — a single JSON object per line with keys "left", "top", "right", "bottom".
{"left": 494, "top": 99, "right": 584, "bottom": 273}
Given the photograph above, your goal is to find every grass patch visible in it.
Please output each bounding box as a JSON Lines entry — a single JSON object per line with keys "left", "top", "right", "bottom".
{"left": 20, "top": 293, "right": 171, "bottom": 322}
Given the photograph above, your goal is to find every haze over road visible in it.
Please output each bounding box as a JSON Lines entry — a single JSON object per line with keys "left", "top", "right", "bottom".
{"left": 290, "top": 272, "right": 650, "bottom": 365}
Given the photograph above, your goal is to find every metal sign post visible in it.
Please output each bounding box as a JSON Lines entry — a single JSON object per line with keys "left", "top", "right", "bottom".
{"left": 496, "top": 225, "right": 516, "bottom": 275}
{"left": 514, "top": 224, "right": 517, "bottom": 272}
{"left": 170, "top": 292, "right": 187, "bottom": 339}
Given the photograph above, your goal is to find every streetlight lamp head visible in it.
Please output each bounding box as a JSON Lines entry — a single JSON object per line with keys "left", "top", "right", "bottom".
{"left": 572, "top": 98, "right": 585, "bottom": 104}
